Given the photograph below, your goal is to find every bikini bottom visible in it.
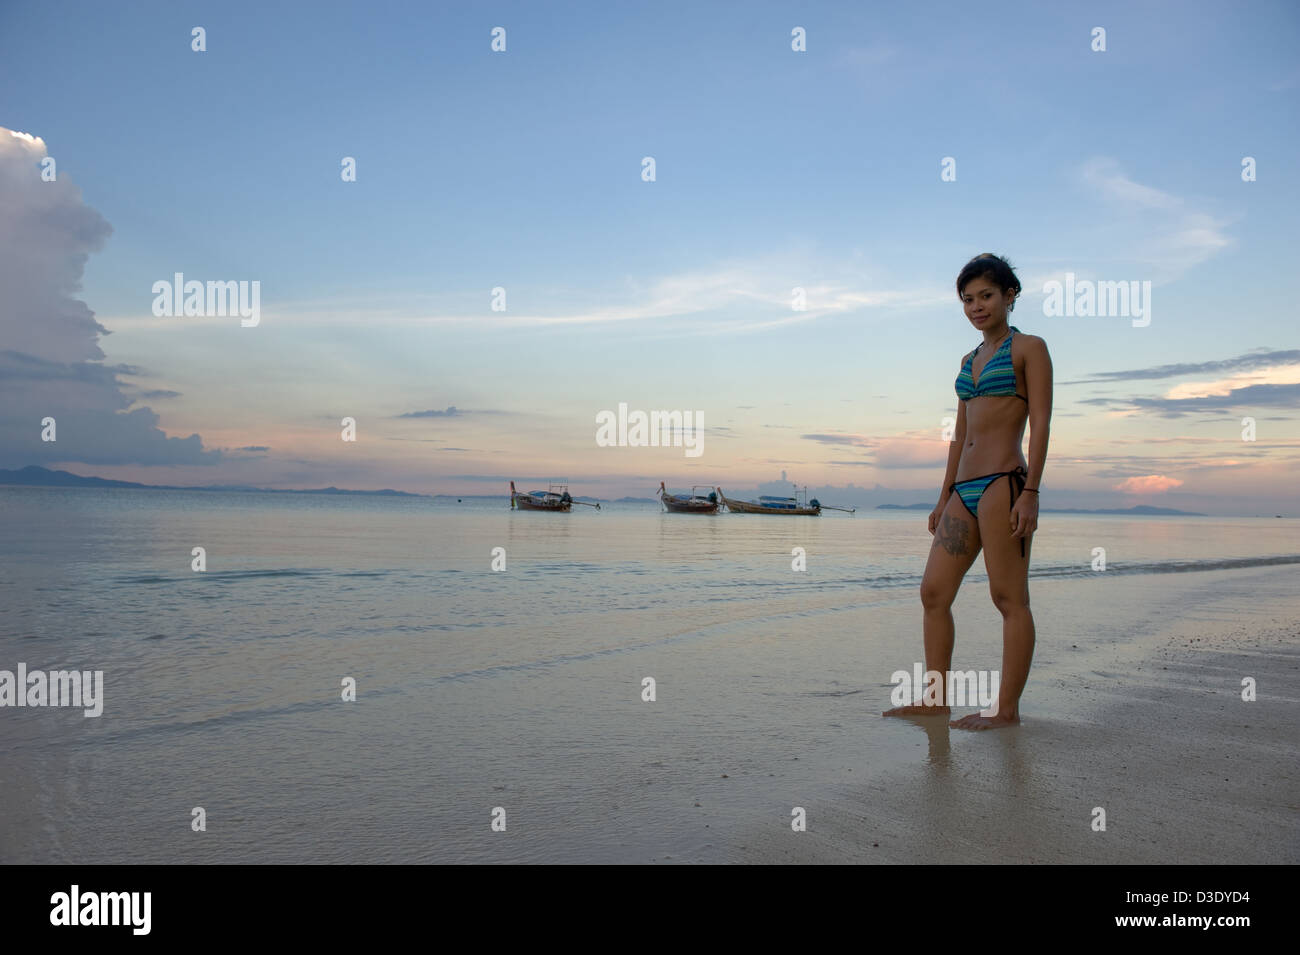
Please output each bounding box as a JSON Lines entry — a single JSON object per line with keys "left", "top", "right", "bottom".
{"left": 949, "top": 465, "right": 1029, "bottom": 556}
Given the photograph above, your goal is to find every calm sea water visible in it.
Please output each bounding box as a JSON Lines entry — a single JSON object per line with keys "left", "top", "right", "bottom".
{"left": 1, "top": 486, "right": 1297, "bottom": 862}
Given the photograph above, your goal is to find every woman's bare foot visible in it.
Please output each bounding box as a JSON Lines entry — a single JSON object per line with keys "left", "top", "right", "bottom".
{"left": 882, "top": 704, "right": 951, "bottom": 717}
{"left": 948, "top": 711, "right": 1020, "bottom": 730}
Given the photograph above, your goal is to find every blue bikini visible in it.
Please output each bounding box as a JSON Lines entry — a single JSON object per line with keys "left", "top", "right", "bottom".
{"left": 950, "top": 326, "right": 1031, "bottom": 555}
{"left": 954, "top": 325, "right": 1027, "bottom": 403}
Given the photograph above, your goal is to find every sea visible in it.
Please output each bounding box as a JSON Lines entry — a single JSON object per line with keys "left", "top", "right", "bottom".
{"left": 1, "top": 485, "right": 1297, "bottom": 863}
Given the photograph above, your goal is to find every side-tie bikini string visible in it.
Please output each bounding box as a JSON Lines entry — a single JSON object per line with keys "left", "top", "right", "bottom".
{"left": 1008, "top": 466, "right": 1028, "bottom": 557}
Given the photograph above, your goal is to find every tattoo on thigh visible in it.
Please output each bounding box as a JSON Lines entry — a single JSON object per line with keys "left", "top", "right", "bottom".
{"left": 936, "top": 513, "right": 971, "bottom": 556}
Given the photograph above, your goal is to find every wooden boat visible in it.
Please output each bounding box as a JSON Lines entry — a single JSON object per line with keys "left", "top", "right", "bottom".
{"left": 510, "top": 480, "right": 600, "bottom": 511}
{"left": 658, "top": 482, "right": 719, "bottom": 514}
{"left": 715, "top": 486, "right": 855, "bottom": 515}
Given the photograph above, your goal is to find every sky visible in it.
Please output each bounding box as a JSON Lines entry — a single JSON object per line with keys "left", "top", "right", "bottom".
{"left": 1, "top": 0, "right": 1298, "bottom": 515}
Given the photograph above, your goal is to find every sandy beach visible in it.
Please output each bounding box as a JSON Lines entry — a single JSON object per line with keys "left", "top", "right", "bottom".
{"left": 730, "top": 569, "right": 1300, "bottom": 865}
{"left": 0, "top": 490, "right": 1295, "bottom": 864}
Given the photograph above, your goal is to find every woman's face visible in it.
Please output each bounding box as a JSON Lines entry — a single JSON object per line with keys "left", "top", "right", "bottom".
{"left": 960, "top": 276, "right": 1015, "bottom": 330}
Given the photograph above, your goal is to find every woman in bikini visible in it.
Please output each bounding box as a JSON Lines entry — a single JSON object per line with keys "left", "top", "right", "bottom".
{"left": 884, "top": 252, "right": 1053, "bottom": 730}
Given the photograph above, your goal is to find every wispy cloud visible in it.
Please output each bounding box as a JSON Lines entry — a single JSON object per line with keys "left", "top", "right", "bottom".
{"left": 1063, "top": 349, "right": 1300, "bottom": 385}
{"left": 1080, "top": 382, "right": 1300, "bottom": 417}
{"left": 1074, "top": 157, "right": 1236, "bottom": 273}
{"left": 97, "top": 255, "right": 950, "bottom": 337}
{"left": 1066, "top": 347, "right": 1300, "bottom": 418}
{"left": 134, "top": 388, "right": 182, "bottom": 400}
{"left": 799, "top": 431, "right": 948, "bottom": 470}
{"left": 801, "top": 432, "right": 875, "bottom": 447}
{"left": 1066, "top": 451, "right": 1284, "bottom": 477}
{"left": 1265, "top": 66, "right": 1300, "bottom": 92}
{"left": 469, "top": 260, "right": 944, "bottom": 334}
{"left": 397, "top": 406, "right": 463, "bottom": 418}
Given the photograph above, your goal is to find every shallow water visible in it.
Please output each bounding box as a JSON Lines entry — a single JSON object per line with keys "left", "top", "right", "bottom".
{"left": 1, "top": 486, "right": 1296, "bottom": 862}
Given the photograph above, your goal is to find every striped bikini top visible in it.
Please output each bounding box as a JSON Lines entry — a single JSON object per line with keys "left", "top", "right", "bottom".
{"left": 954, "top": 325, "right": 1027, "bottom": 402}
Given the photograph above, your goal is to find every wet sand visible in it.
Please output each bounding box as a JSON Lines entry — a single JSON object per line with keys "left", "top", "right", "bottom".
{"left": 735, "top": 618, "right": 1299, "bottom": 864}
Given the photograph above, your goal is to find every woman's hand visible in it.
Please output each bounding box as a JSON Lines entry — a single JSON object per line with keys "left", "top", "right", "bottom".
{"left": 928, "top": 495, "right": 950, "bottom": 535}
{"left": 1011, "top": 492, "right": 1038, "bottom": 542}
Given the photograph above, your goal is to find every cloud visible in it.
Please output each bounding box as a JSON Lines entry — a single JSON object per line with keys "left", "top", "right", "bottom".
{"left": 1066, "top": 346, "right": 1300, "bottom": 418}
{"left": 397, "top": 406, "right": 463, "bottom": 418}
{"left": 1076, "top": 157, "right": 1235, "bottom": 272}
{"left": 1062, "top": 349, "right": 1300, "bottom": 385}
{"left": 1061, "top": 446, "right": 1287, "bottom": 477}
{"left": 796, "top": 432, "right": 950, "bottom": 469}
{"left": 446, "top": 474, "right": 558, "bottom": 484}
{"left": 1114, "top": 475, "right": 1184, "bottom": 494}
{"left": 1079, "top": 382, "right": 1300, "bottom": 417}
{"left": 869, "top": 436, "right": 950, "bottom": 470}
{"left": 801, "top": 432, "right": 874, "bottom": 447}
{"left": 395, "top": 406, "right": 513, "bottom": 419}
{"left": 176, "top": 253, "right": 948, "bottom": 337}
{"left": 0, "top": 127, "right": 221, "bottom": 467}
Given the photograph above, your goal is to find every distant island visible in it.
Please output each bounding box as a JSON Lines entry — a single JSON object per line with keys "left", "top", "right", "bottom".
{"left": 876, "top": 502, "right": 1209, "bottom": 517}
{"left": 0, "top": 466, "right": 618, "bottom": 503}
{"left": 0, "top": 465, "right": 427, "bottom": 498}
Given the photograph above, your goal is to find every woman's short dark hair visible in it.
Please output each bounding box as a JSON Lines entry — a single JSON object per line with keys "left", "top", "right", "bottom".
{"left": 956, "top": 252, "right": 1022, "bottom": 312}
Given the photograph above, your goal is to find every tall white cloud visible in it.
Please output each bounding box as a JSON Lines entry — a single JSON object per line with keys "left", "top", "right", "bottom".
{"left": 0, "top": 127, "right": 220, "bottom": 467}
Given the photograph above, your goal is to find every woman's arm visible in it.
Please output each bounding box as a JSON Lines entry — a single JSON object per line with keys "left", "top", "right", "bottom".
{"left": 941, "top": 399, "right": 966, "bottom": 497}
{"left": 929, "top": 395, "right": 966, "bottom": 533}
{"left": 1023, "top": 336, "right": 1053, "bottom": 489}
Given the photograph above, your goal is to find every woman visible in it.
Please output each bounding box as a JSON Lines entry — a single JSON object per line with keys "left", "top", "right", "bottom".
{"left": 884, "top": 253, "right": 1053, "bottom": 729}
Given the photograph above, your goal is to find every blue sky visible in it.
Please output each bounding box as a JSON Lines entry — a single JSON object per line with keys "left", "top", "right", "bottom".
{"left": 1, "top": 0, "right": 1298, "bottom": 514}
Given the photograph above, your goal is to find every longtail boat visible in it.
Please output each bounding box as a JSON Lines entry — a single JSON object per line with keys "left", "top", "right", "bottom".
{"left": 657, "top": 482, "right": 719, "bottom": 514}
{"left": 510, "top": 480, "right": 601, "bottom": 511}
{"left": 715, "top": 486, "right": 855, "bottom": 515}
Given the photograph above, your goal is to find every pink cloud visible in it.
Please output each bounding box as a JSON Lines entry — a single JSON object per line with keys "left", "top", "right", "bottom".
{"left": 870, "top": 437, "right": 949, "bottom": 470}
{"left": 1115, "top": 474, "right": 1184, "bottom": 494}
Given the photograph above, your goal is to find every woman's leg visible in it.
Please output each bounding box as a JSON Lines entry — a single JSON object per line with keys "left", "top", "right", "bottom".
{"left": 950, "top": 474, "right": 1034, "bottom": 730}
{"left": 884, "top": 494, "right": 982, "bottom": 716}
